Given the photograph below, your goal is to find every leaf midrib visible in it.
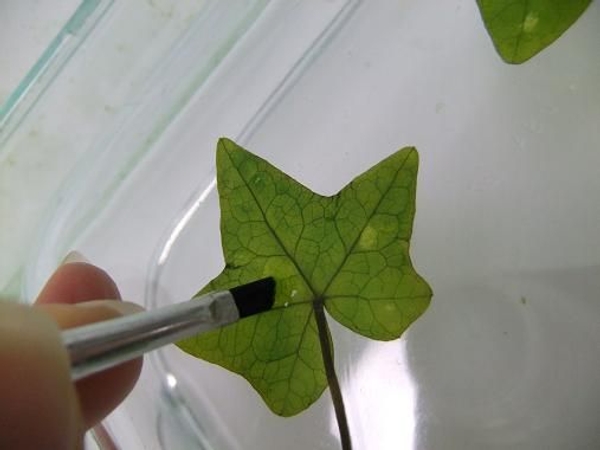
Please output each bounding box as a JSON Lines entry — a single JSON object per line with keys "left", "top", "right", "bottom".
{"left": 320, "top": 149, "right": 414, "bottom": 300}
{"left": 224, "top": 147, "right": 319, "bottom": 298}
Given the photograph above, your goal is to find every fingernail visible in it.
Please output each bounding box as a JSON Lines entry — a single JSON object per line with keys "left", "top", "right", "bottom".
{"left": 61, "top": 251, "right": 89, "bottom": 265}
{"left": 76, "top": 300, "right": 144, "bottom": 316}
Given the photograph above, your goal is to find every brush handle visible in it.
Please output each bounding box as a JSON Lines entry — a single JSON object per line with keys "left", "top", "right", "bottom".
{"left": 62, "top": 291, "right": 238, "bottom": 381}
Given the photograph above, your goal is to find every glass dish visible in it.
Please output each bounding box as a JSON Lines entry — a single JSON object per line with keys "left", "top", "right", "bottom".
{"left": 2, "top": 0, "right": 599, "bottom": 448}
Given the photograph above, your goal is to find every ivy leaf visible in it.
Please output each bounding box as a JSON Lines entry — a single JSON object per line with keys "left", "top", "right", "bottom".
{"left": 177, "top": 138, "right": 432, "bottom": 417}
{"left": 476, "top": 0, "right": 592, "bottom": 64}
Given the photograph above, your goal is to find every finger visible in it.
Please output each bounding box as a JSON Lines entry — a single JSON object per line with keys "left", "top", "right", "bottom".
{"left": 39, "top": 301, "right": 144, "bottom": 429}
{"left": 35, "top": 262, "right": 144, "bottom": 429}
{"left": 36, "top": 261, "right": 121, "bottom": 305}
{"left": 0, "top": 302, "right": 82, "bottom": 449}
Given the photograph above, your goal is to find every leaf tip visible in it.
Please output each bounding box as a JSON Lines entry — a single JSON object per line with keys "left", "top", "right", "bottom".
{"left": 397, "top": 145, "right": 420, "bottom": 169}
{"left": 217, "top": 136, "right": 236, "bottom": 152}
{"left": 405, "top": 145, "right": 419, "bottom": 157}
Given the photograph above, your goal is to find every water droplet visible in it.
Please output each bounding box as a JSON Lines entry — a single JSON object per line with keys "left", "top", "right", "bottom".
{"left": 523, "top": 12, "right": 539, "bottom": 33}
{"left": 284, "top": 302, "right": 290, "bottom": 308}
{"left": 291, "top": 290, "right": 297, "bottom": 298}
{"left": 358, "top": 225, "right": 377, "bottom": 249}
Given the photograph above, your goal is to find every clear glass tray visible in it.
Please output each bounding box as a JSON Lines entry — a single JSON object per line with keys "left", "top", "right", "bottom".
{"left": 2, "top": 1, "right": 599, "bottom": 449}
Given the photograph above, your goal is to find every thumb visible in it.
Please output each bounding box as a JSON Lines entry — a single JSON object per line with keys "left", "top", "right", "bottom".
{"left": 0, "top": 301, "right": 82, "bottom": 450}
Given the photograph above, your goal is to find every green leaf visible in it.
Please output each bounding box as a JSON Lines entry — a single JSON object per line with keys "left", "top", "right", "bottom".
{"left": 177, "top": 138, "right": 432, "bottom": 417}
{"left": 476, "top": 0, "right": 592, "bottom": 64}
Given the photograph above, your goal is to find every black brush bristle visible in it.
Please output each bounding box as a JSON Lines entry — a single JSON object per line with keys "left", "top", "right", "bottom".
{"left": 230, "top": 277, "right": 276, "bottom": 318}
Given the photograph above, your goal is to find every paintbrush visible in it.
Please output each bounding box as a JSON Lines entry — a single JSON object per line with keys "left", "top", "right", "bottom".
{"left": 62, "top": 277, "right": 275, "bottom": 381}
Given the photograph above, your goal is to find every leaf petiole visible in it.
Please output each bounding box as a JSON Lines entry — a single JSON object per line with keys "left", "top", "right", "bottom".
{"left": 313, "top": 297, "right": 352, "bottom": 450}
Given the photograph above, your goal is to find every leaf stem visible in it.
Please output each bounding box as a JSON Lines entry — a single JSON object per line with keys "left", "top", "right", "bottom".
{"left": 313, "top": 298, "right": 352, "bottom": 450}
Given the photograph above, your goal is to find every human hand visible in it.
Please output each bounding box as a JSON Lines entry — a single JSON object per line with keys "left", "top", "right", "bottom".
{"left": 0, "top": 259, "right": 143, "bottom": 449}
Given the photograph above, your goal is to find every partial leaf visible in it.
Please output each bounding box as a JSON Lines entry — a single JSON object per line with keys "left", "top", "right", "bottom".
{"left": 476, "top": 0, "right": 592, "bottom": 64}
{"left": 177, "top": 138, "right": 432, "bottom": 416}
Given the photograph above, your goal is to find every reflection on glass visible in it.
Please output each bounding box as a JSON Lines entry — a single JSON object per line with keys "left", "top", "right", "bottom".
{"left": 158, "top": 178, "right": 217, "bottom": 265}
